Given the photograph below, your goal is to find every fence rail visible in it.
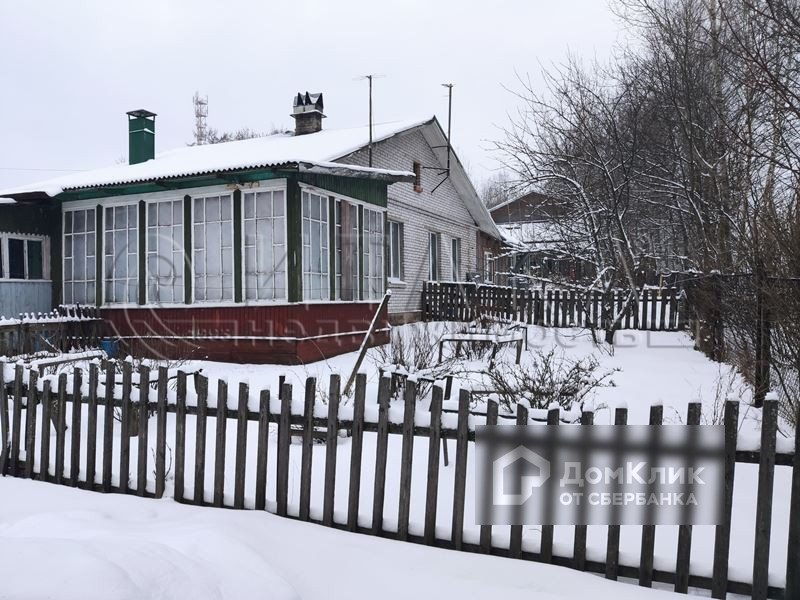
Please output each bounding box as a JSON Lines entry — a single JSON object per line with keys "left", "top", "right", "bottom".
{"left": 0, "top": 362, "right": 797, "bottom": 599}
{"left": 422, "top": 281, "right": 687, "bottom": 331}
{"left": 0, "top": 306, "right": 103, "bottom": 357}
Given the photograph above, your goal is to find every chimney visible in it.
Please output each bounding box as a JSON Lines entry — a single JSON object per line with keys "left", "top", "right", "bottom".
{"left": 126, "top": 109, "right": 157, "bottom": 164}
{"left": 291, "top": 92, "right": 325, "bottom": 135}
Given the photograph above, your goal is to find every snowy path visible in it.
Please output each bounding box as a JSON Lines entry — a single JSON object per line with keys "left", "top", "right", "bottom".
{"left": 0, "top": 477, "right": 686, "bottom": 600}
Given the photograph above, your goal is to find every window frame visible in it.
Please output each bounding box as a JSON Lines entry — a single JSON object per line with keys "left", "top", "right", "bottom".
{"left": 145, "top": 197, "right": 186, "bottom": 305}
{"left": 191, "top": 192, "right": 236, "bottom": 304}
{"left": 301, "top": 187, "right": 331, "bottom": 302}
{"left": 484, "top": 250, "right": 495, "bottom": 282}
{"left": 62, "top": 206, "right": 97, "bottom": 306}
{"left": 0, "top": 233, "right": 50, "bottom": 282}
{"left": 103, "top": 203, "right": 140, "bottom": 306}
{"left": 362, "top": 206, "right": 384, "bottom": 301}
{"left": 428, "top": 231, "right": 441, "bottom": 281}
{"left": 450, "top": 237, "right": 461, "bottom": 282}
{"left": 241, "top": 187, "right": 289, "bottom": 304}
{"left": 387, "top": 220, "right": 404, "bottom": 282}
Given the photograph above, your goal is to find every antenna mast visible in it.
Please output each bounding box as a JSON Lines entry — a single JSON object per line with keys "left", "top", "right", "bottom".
{"left": 356, "top": 74, "right": 384, "bottom": 167}
{"left": 428, "top": 83, "right": 454, "bottom": 194}
{"left": 442, "top": 83, "right": 453, "bottom": 172}
{"left": 193, "top": 92, "right": 209, "bottom": 146}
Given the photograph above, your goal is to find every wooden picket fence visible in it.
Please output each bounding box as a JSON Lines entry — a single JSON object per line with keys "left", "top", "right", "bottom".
{"left": 0, "top": 362, "right": 798, "bottom": 600}
{"left": 422, "top": 281, "right": 687, "bottom": 331}
{"left": 0, "top": 306, "right": 103, "bottom": 357}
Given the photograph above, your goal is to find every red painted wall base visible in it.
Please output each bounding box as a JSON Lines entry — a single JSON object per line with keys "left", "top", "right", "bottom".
{"left": 100, "top": 302, "right": 388, "bottom": 364}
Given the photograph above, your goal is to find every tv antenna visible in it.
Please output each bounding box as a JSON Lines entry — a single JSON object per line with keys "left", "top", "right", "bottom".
{"left": 193, "top": 92, "right": 209, "bottom": 145}
{"left": 356, "top": 74, "right": 385, "bottom": 167}
{"left": 429, "top": 83, "right": 454, "bottom": 194}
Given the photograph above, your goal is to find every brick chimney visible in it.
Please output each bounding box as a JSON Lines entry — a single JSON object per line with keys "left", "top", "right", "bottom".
{"left": 291, "top": 92, "right": 325, "bottom": 135}
{"left": 126, "top": 109, "right": 157, "bottom": 164}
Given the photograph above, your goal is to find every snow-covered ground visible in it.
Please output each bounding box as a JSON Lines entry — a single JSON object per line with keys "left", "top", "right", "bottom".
{"left": 3, "top": 323, "right": 793, "bottom": 595}
{"left": 0, "top": 477, "right": 688, "bottom": 600}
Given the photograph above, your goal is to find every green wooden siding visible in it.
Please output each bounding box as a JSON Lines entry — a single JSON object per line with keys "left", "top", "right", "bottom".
{"left": 286, "top": 179, "right": 302, "bottom": 302}
{"left": 0, "top": 201, "right": 63, "bottom": 309}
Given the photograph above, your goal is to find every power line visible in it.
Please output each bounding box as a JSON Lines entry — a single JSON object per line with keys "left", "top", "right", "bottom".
{"left": 0, "top": 166, "right": 85, "bottom": 172}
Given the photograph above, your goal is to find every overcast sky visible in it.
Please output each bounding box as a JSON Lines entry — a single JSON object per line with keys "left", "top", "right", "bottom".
{"left": 0, "top": 0, "right": 625, "bottom": 191}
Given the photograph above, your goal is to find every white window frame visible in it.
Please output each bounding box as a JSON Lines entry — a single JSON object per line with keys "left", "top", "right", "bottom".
{"left": 0, "top": 233, "right": 50, "bottom": 282}
{"left": 388, "top": 220, "right": 404, "bottom": 282}
{"left": 242, "top": 188, "right": 288, "bottom": 303}
{"left": 450, "top": 237, "right": 461, "bottom": 281}
{"left": 428, "top": 231, "right": 441, "bottom": 281}
{"left": 62, "top": 207, "right": 97, "bottom": 306}
{"left": 301, "top": 188, "right": 330, "bottom": 302}
{"left": 484, "top": 251, "right": 494, "bottom": 282}
{"left": 103, "top": 203, "right": 139, "bottom": 305}
{"left": 192, "top": 193, "right": 235, "bottom": 303}
{"left": 363, "top": 206, "right": 384, "bottom": 301}
{"left": 146, "top": 198, "right": 185, "bottom": 304}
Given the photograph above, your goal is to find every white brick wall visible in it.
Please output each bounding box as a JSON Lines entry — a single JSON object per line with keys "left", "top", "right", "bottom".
{"left": 338, "top": 127, "right": 479, "bottom": 317}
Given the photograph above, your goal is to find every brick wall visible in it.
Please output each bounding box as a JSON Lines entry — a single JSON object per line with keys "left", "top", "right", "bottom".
{"left": 337, "top": 127, "right": 479, "bottom": 320}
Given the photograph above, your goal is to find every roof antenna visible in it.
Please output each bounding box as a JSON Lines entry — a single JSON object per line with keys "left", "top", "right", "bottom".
{"left": 193, "top": 92, "right": 208, "bottom": 146}
{"left": 356, "top": 74, "right": 384, "bottom": 167}
{"left": 429, "top": 83, "right": 454, "bottom": 194}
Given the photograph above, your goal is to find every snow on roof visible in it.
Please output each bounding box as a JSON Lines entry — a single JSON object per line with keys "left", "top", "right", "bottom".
{"left": 0, "top": 118, "right": 428, "bottom": 200}
{"left": 498, "top": 221, "right": 583, "bottom": 253}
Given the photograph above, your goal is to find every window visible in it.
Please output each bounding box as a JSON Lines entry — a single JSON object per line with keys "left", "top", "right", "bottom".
{"left": 147, "top": 199, "right": 184, "bottom": 304}
{"left": 0, "top": 235, "right": 46, "bottom": 281}
{"left": 428, "top": 232, "right": 440, "bottom": 281}
{"left": 413, "top": 161, "right": 422, "bottom": 192}
{"left": 63, "top": 208, "right": 96, "bottom": 305}
{"left": 302, "top": 190, "right": 329, "bottom": 301}
{"left": 104, "top": 204, "right": 139, "bottom": 304}
{"left": 450, "top": 237, "right": 461, "bottom": 281}
{"left": 484, "top": 251, "right": 494, "bottom": 282}
{"left": 334, "top": 199, "right": 358, "bottom": 301}
{"left": 363, "top": 207, "right": 384, "bottom": 300}
{"left": 244, "top": 189, "right": 286, "bottom": 301}
{"left": 193, "top": 194, "right": 234, "bottom": 302}
{"left": 388, "top": 220, "right": 404, "bottom": 281}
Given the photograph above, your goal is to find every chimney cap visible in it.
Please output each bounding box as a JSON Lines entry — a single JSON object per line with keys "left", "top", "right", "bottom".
{"left": 127, "top": 109, "right": 157, "bottom": 119}
{"left": 291, "top": 92, "right": 325, "bottom": 117}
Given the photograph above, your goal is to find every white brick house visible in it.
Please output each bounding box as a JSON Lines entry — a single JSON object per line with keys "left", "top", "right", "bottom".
{"left": 334, "top": 117, "right": 502, "bottom": 322}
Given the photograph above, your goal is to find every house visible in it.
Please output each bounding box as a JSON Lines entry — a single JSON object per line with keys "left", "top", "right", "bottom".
{"left": 0, "top": 92, "right": 501, "bottom": 362}
{"left": 0, "top": 200, "right": 59, "bottom": 318}
{"left": 330, "top": 115, "right": 502, "bottom": 320}
{"left": 490, "top": 191, "right": 592, "bottom": 284}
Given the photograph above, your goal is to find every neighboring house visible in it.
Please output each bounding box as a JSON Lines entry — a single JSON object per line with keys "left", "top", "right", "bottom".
{"left": 0, "top": 92, "right": 501, "bottom": 361}
{"left": 490, "top": 191, "right": 591, "bottom": 284}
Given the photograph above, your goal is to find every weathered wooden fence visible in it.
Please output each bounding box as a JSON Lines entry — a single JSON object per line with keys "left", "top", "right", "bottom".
{"left": 0, "top": 306, "right": 103, "bottom": 357}
{"left": 422, "top": 281, "right": 687, "bottom": 331}
{"left": 0, "top": 362, "right": 797, "bottom": 599}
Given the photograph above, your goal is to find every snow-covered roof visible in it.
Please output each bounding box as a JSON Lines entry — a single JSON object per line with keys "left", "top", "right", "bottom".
{"left": 0, "top": 115, "right": 501, "bottom": 239}
{"left": 498, "top": 221, "right": 582, "bottom": 253}
{"left": 0, "top": 118, "right": 430, "bottom": 201}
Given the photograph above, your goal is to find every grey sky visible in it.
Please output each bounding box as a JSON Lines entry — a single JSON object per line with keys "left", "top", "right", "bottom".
{"left": 0, "top": 0, "right": 624, "bottom": 191}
